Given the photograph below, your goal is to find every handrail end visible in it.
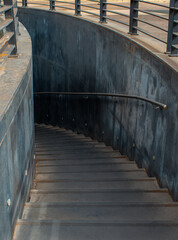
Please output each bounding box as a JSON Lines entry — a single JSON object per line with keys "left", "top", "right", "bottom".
{"left": 164, "top": 105, "right": 168, "bottom": 110}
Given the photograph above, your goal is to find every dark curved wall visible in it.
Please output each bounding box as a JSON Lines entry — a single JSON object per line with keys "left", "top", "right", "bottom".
{"left": 0, "top": 24, "right": 34, "bottom": 240}
{"left": 18, "top": 8, "right": 178, "bottom": 200}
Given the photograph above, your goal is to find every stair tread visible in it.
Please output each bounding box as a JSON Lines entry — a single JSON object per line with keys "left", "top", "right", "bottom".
{"left": 14, "top": 219, "right": 178, "bottom": 240}
{"left": 35, "top": 164, "right": 140, "bottom": 173}
{"left": 36, "top": 152, "right": 121, "bottom": 157}
{"left": 22, "top": 202, "right": 178, "bottom": 221}
{"left": 34, "top": 179, "right": 160, "bottom": 190}
{"left": 29, "top": 190, "right": 172, "bottom": 203}
{"left": 24, "top": 201, "right": 178, "bottom": 207}
{"left": 35, "top": 172, "right": 149, "bottom": 180}
{"left": 36, "top": 155, "right": 127, "bottom": 161}
{"left": 36, "top": 159, "right": 132, "bottom": 166}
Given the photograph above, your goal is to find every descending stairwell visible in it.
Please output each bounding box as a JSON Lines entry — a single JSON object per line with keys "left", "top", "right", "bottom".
{"left": 13, "top": 124, "right": 178, "bottom": 240}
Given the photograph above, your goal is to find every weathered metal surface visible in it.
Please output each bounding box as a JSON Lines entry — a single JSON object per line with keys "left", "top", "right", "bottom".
{"left": 0, "top": 23, "right": 34, "bottom": 240}
{"left": 18, "top": 8, "right": 178, "bottom": 200}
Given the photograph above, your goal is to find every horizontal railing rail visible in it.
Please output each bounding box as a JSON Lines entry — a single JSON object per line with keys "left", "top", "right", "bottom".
{"left": 34, "top": 92, "right": 168, "bottom": 110}
{"left": 17, "top": 0, "right": 178, "bottom": 56}
{"left": 0, "top": 0, "right": 18, "bottom": 66}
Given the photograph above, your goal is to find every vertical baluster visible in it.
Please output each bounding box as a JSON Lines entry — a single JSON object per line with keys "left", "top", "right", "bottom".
{"left": 22, "top": 0, "right": 27, "bottom": 7}
{"left": 4, "top": 0, "right": 18, "bottom": 55}
{"left": 50, "top": 0, "right": 55, "bottom": 10}
{"left": 100, "top": 0, "right": 107, "bottom": 23}
{"left": 75, "top": 0, "right": 81, "bottom": 16}
{"left": 129, "top": 0, "right": 139, "bottom": 34}
{"left": 167, "top": 0, "right": 178, "bottom": 55}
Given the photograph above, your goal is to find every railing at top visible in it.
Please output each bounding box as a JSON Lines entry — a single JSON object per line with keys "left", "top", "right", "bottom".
{"left": 17, "top": 0, "right": 178, "bottom": 56}
{"left": 0, "top": 0, "right": 18, "bottom": 66}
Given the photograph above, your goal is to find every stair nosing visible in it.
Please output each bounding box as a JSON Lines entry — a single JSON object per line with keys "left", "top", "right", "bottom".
{"left": 36, "top": 155, "right": 128, "bottom": 161}
{"left": 24, "top": 201, "right": 178, "bottom": 207}
{"left": 36, "top": 162, "right": 135, "bottom": 167}
{"left": 16, "top": 219, "right": 178, "bottom": 226}
{"left": 36, "top": 169, "right": 144, "bottom": 174}
{"left": 34, "top": 177, "right": 156, "bottom": 183}
{"left": 30, "top": 188, "right": 169, "bottom": 194}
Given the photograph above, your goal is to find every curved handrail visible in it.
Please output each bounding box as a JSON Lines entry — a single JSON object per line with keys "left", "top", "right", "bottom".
{"left": 34, "top": 91, "right": 168, "bottom": 110}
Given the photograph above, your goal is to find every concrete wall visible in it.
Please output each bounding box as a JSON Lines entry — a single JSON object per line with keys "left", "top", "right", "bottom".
{"left": 0, "top": 24, "right": 34, "bottom": 240}
{"left": 18, "top": 8, "right": 178, "bottom": 200}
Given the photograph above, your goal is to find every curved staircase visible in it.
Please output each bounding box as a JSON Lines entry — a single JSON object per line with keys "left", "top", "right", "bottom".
{"left": 13, "top": 124, "right": 178, "bottom": 240}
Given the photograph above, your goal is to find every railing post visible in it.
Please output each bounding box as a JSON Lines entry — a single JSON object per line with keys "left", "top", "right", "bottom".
{"left": 129, "top": 0, "right": 139, "bottom": 34}
{"left": 4, "top": 0, "right": 18, "bottom": 55}
{"left": 75, "top": 0, "right": 81, "bottom": 16}
{"left": 50, "top": 0, "right": 55, "bottom": 10}
{"left": 167, "top": 0, "right": 178, "bottom": 56}
{"left": 100, "top": 0, "right": 107, "bottom": 23}
{"left": 22, "top": 0, "right": 27, "bottom": 7}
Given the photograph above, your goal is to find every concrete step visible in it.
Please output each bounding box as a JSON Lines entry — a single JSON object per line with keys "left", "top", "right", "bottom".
{"left": 35, "top": 137, "right": 106, "bottom": 144}
{"left": 36, "top": 140, "right": 95, "bottom": 146}
{"left": 36, "top": 149, "right": 120, "bottom": 155}
{"left": 35, "top": 136, "right": 94, "bottom": 142}
{"left": 36, "top": 163, "right": 139, "bottom": 173}
{"left": 36, "top": 146, "right": 114, "bottom": 152}
{"left": 34, "top": 179, "right": 160, "bottom": 190}
{"left": 29, "top": 189, "right": 172, "bottom": 203}
{"left": 36, "top": 152, "right": 122, "bottom": 160}
{"left": 35, "top": 140, "right": 105, "bottom": 146}
{"left": 35, "top": 171, "right": 149, "bottom": 181}
{"left": 36, "top": 151, "right": 121, "bottom": 156}
{"left": 22, "top": 202, "right": 178, "bottom": 221}
{"left": 35, "top": 133, "right": 101, "bottom": 140}
{"left": 36, "top": 155, "right": 127, "bottom": 161}
{"left": 36, "top": 158, "right": 131, "bottom": 166}
{"left": 35, "top": 135, "right": 92, "bottom": 141}
{"left": 35, "top": 128, "right": 81, "bottom": 134}
{"left": 37, "top": 140, "right": 89, "bottom": 145}
{"left": 35, "top": 124, "right": 66, "bottom": 130}
{"left": 36, "top": 145, "right": 112, "bottom": 151}
{"left": 14, "top": 219, "right": 178, "bottom": 240}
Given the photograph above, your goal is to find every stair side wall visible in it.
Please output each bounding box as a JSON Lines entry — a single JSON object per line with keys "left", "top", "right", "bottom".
{"left": 0, "top": 24, "right": 34, "bottom": 240}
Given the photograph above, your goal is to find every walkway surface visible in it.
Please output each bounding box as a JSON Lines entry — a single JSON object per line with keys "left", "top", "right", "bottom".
{"left": 13, "top": 124, "right": 178, "bottom": 239}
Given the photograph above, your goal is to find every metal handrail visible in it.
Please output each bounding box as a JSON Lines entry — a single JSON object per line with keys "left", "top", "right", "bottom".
{"left": 80, "top": 9, "right": 100, "bottom": 16}
{"left": 79, "top": 4, "right": 100, "bottom": 10}
{"left": 55, "top": 1, "right": 74, "bottom": 4}
{"left": 134, "top": 17, "right": 168, "bottom": 33}
{"left": 104, "top": 9, "right": 129, "bottom": 18}
{"left": 133, "top": 26, "right": 167, "bottom": 44}
{"left": 27, "top": 2, "right": 49, "bottom": 6}
{"left": 134, "top": 8, "right": 169, "bottom": 21}
{"left": 34, "top": 92, "right": 168, "bottom": 110}
{"left": 135, "top": 0, "right": 169, "bottom": 9}
{"left": 55, "top": 5, "right": 75, "bottom": 10}
{"left": 104, "top": 16, "right": 129, "bottom": 26}
{"left": 104, "top": 3, "right": 130, "bottom": 9}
